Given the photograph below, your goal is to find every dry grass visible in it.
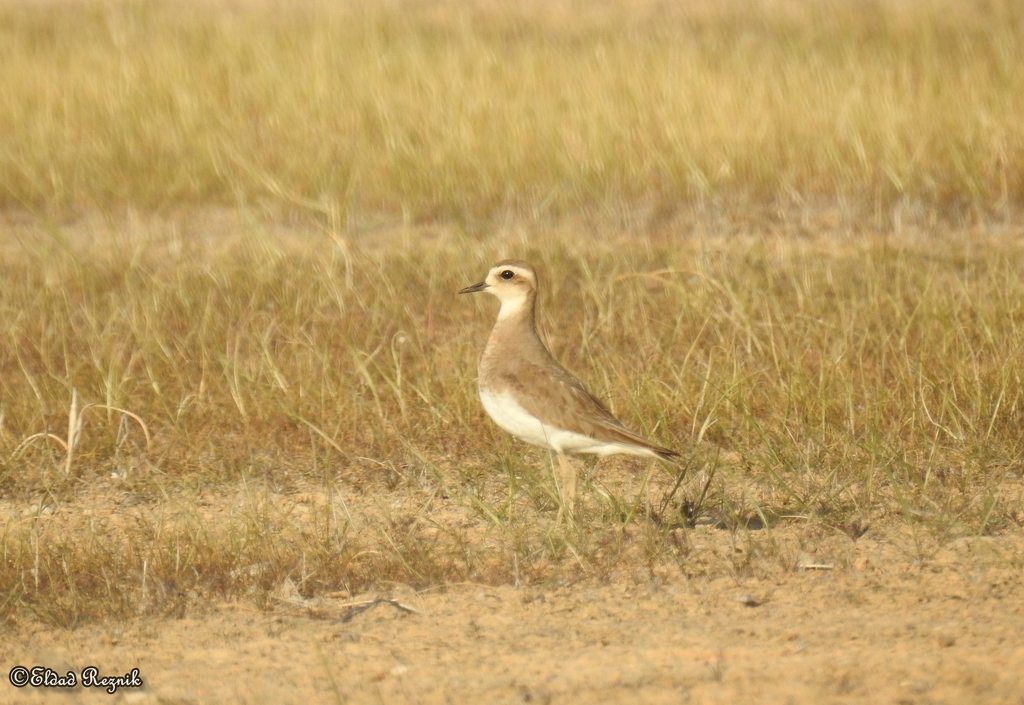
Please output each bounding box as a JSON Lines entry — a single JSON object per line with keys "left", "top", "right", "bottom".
{"left": 1, "top": 0, "right": 1023, "bottom": 217}
{"left": 1, "top": 211, "right": 1023, "bottom": 626}
{"left": 0, "top": 0, "right": 1023, "bottom": 628}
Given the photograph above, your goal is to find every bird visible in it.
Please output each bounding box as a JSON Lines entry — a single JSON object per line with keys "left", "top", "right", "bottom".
{"left": 459, "top": 259, "right": 679, "bottom": 518}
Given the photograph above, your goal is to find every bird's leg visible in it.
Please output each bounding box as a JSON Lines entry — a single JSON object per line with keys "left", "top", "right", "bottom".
{"left": 637, "top": 461, "right": 658, "bottom": 517}
{"left": 555, "top": 451, "right": 578, "bottom": 521}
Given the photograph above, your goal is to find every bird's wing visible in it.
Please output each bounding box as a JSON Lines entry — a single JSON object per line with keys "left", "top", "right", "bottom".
{"left": 496, "top": 360, "right": 679, "bottom": 459}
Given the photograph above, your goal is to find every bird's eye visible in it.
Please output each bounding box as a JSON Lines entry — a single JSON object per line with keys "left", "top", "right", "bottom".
{"left": 500, "top": 270, "right": 515, "bottom": 280}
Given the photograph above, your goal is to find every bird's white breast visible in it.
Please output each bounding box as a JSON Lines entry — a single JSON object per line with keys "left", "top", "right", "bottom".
{"left": 479, "top": 388, "right": 554, "bottom": 449}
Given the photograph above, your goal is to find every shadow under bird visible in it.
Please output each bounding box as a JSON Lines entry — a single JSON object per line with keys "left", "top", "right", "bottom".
{"left": 459, "top": 259, "right": 679, "bottom": 517}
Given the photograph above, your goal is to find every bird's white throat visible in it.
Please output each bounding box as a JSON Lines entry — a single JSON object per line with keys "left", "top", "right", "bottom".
{"left": 492, "top": 290, "right": 531, "bottom": 321}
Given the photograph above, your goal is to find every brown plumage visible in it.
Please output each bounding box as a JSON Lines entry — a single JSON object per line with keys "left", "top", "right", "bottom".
{"left": 460, "top": 259, "right": 679, "bottom": 462}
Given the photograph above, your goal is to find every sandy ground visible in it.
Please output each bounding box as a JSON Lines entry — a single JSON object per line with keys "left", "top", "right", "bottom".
{"left": 4, "top": 526, "right": 1022, "bottom": 705}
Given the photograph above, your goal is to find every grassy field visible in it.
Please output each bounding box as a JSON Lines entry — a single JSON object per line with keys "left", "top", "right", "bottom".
{"left": 1, "top": 0, "right": 1023, "bottom": 217}
{"left": 0, "top": 0, "right": 1023, "bottom": 629}
{"left": 2, "top": 214, "right": 1023, "bottom": 625}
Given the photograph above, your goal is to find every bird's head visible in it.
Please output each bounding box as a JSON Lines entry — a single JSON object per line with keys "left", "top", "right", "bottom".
{"left": 459, "top": 260, "right": 538, "bottom": 319}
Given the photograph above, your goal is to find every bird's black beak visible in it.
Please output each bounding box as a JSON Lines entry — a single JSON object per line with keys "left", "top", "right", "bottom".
{"left": 459, "top": 281, "right": 489, "bottom": 294}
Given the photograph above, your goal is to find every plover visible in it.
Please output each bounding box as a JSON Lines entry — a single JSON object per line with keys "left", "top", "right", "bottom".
{"left": 460, "top": 259, "right": 678, "bottom": 516}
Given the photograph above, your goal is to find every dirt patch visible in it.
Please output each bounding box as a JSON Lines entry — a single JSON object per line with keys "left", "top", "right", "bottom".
{"left": 4, "top": 525, "right": 1022, "bottom": 704}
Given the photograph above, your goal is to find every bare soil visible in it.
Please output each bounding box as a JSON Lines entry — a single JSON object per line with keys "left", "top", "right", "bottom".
{"left": 3, "top": 491, "right": 1022, "bottom": 705}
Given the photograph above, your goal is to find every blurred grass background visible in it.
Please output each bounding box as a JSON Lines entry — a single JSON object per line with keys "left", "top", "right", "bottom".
{"left": 1, "top": 0, "right": 1022, "bottom": 217}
